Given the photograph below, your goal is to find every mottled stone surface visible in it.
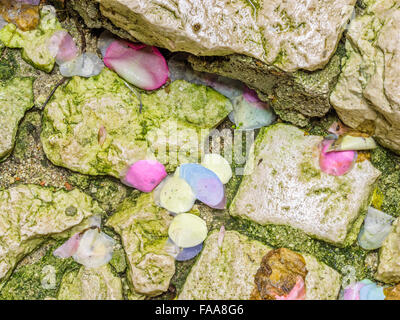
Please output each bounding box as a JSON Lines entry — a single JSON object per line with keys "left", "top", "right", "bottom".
{"left": 106, "top": 193, "right": 174, "bottom": 296}
{"left": 331, "top": 0, "right": 400, "bottom": 154}
{"left": 41, "top": 69, "right": 232, "bottom": 177}
{"left": 72, "top": 0, "right": 352, "bottom": 127}
{"left": 178, "top": 230, "right": 341, "bottom": 300}
{"left": 57, "top": 265, "right": 123, "bottom": 300}
{"left": 376, "top": 218, "right": 400, "bottom": 284}
{"left": 230, "top": 124, "right": 381, "bottom": 246}
{"left": 0, "top": 7, "right": 64, "bottom": 72}
{"left": 0, "top": 184, "right": 103, "bottom": 285}
{"left": 92, "top": 0, "right": 354, "bottom": 73}
{"left": 0, "top": 77, "right": 34, "bottom": 161}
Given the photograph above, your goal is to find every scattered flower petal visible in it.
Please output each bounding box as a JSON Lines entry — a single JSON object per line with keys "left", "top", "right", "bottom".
{"left": 201, "top": 153, "right": 232, "bottom": 184}
{"left": 59, "top": 52, "right": 104, "bottom": 78}
{"left": 359, "top": 282, "right": 385, "bottom": 300}
{"left": 104, "top": 40, "right": 168, "bottom": 90}
{"left": 178, "top": 163, "right": 225, "bottom": 208}
{"left": 72, "top": 228, "right": 115, "bottom": 268}
{"left": 48, "top": 30, "right": 78, "bottom": 65}
{"left": 343, "top": 281, "right": 367, "bottom": 300}
{"left": 157, "top": 175, "right": 196, "bottom": 214}
{"left": 53, "top": 232, "right": 82, "bottom": 259}
{"left": 121, "top": 159, "right": 167, "bottom": 192}
{"left": 319, "top": 139, "right": 357, "bottom": 176}
{"left": 168, "top": 213, "right": 208, "bottom": 248}
{"left": 358, "top": 206, "right": 395, "bottom": 250}
{"left": 217, "top": 225, "right": 225, "bottom": 248}
{"left": 327, "top": 134, "right": 377, "bottom": 152}
{"left": 176, "top": 243, "right": 203, "bottom": 261}
{"left": 98, "top": 125, "right": 107, "bottom": 146}
{"left": 164, "top": 238, "right": 181, "bottom": 259}
{"left": 230, "top": 92, "right": 276, "bottom": 130}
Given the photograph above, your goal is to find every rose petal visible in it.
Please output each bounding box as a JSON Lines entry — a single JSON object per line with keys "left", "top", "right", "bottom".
{"left": 201, "top": 153, "right": 232, "bottom": 184}
{"left": 53, "top": 232, "right": 82, "bottom": 259}
{"left": 72, "top": 229, "right": 115, "bottom": 268}
{"left": 121, "top": 159, "right": 167, "bottom": 192}
{"left": 319, "top": 139, "right": 357, "bottom": 176}
{"left": 231, "top": 93, "right": 276, "bottom": 130}
{"left": 48, "top": 30, "right": 78, "bottom": 65}
{"left": 358, "top": 206, "right": 395, "bottom": 250}
{"left": 104, "top": 40, "right": 168, "bottom": 90}
{"left": 178, "top": 163, "right": 225, "bottom": 208}
{"left": 157, "top": 175, "right": 196, "bottom": 214}
{"left": 168, "top": 213, "right": 208, "bottom": 248}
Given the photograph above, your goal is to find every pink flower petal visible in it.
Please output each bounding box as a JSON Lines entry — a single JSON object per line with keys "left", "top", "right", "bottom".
{"left": 319, "top": 139, "right": 357, "bottom": 176}
{"left": 104, "top": 40, "right": 168, "bottom": 90}
{"left": 343, "top": 282, "right": 367, "bottom": 300}
{"left": 48, "top": 30, "right": 78, "bottom": 65}
{"left": 275, "top": 277, "right": 306, "bottom": 300}
{"left": 53, "top": 232, "right": 82, "bottom": 259}
{"left": 121, "top": 160, "right": 167, "bottom": 192}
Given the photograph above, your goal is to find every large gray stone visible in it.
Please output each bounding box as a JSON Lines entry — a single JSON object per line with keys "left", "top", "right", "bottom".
{"left": 178, "top": 230, "right": 341, "bottom": 300}
{"left": 331, "top": 0, "right": 400, "bottom": 154}
{"left": 91, "top": 0, "right": 354, "bottom": 73}
{"left": 229, "top": 124, "right": 381, "bottom": 246}
{"left": 72, "top": 0, "right": 354, "bottom": 127}
{"left": 0, "top": 184, "right": 103, "bottom": 285}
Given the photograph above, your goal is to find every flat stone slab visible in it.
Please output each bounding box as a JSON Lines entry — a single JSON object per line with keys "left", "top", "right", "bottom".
{"left": 0, "top": 77, "right": 34, "bottom": 161}
{"left": 57, "top": 265, "right": 123, "bottom": 300}
{"left": 178, "top": 230, "right": 341, "bottom": 300}
{"left": 0, "top": 184, "right": 103, "bottom": 284}
{"left": 94, "top": 0, "right": 355, "bottom": 73}
{"left": 229, "top": 124, "right": 381, "bottom": 246}
{"left": 330, "top": 1, "right": 400, "bottom": 154}
{"left": 106, "top": 193, "right": 174, "bottom": 297}
{"left": 41, "top": 69, "right": 232, "bottom": 177}
{"left": 376, "top": 217, "right": 400, "bottom": 284}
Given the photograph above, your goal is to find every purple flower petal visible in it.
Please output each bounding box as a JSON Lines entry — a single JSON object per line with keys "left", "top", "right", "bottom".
{"left": 48, "top": 30, "right": 78, "bottom": 65}
{"left": 178, "top": 163, "right": 225, "bottom": 208}
{"left": 104, "top": 40, "right": 168, "bottom": 90}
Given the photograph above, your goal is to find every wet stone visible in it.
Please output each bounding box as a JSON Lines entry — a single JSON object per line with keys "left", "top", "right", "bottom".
{"left": 178, "top": 230, "right": 341, "bottom": 300}
{"left": 106, "top": 193, "right": 175, "bottom": 297}
{"left": 57, "top": 265, "right": 123, "bottom": 300}
{"left": 41, "top": 68, "right": 232, "bottom": 177}
{"left": 229, "top": 124, "right": 381, "bottom": 246}
{"left": 0, "top": 77, "right": 34, "bottom": 161}
{"left": 0, "top": 184, "right": 104, "bottom": 285}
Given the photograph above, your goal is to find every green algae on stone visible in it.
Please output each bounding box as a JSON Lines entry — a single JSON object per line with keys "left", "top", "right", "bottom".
{"left": 0, "top": 77, "right": 34, "bottom": 161}
{"left": 106, "top": 193, "right": 175, "bottom": 297}
{"left": 0, "top": 7, "right": 64, "bottom": 72}
{"left": 0, "top": 184, "right": 104, "bottom": 286}
{"left": 41, "top": 68, "right": 232, "bottom": 177}
{"left": 229, "top": 124, "right": 381, "bottom": 246}
{"left": 178, "top": 230, "right": 341, "bottom": 300}
{"left": 0, "top": 241, "right": 80, "bottom": 300}
{"left": 370, "top": 146, "right": 400, "bottom": 218}
{"left": 189, "top": 45, "right": 344, "bottom": 127}
{"left": 57, "top": 264, "right": 123, "bottom": 300}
